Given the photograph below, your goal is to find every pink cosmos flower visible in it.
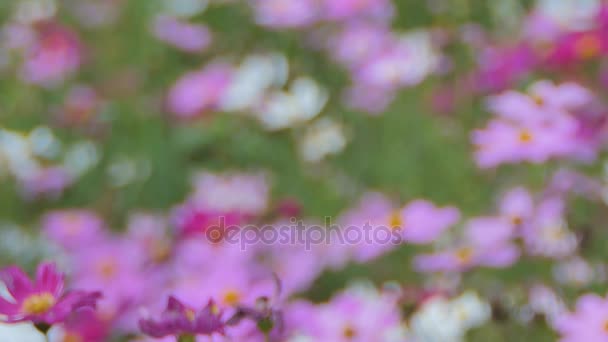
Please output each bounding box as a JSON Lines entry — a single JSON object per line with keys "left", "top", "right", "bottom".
{"left": 177, "top": 263, "right": 275, "bottom": 310}
{"left": 394, "top": 200, "right": 460, "bottom": 244}
{"left": 51, "top": 307, "right": 109, "bottom": 342}
{"left": 414, "top": 217, "right": 519, "bottom": 272}
{"left": 20, "top": 167, "right": 73, "bottom": 200}
{"left": 355, "top": 44, "right": 415, "bottom": 89}
{"left": 167, "top": 63, "right": 232, "bottom": 119}
{"left": 342, "top": 84, "right": 395, "bottom": 114}
{"left": 190, "top": 172, "right": 269, "bottom": 217}
{"left": 69, "top": 237, "right": 146, "bottom": 330}
{"left": 473, "top": 81, "right": 596, "bottom": 167}
{"left": 337, "top": 192, "right": 396, "bottom": 262}
{"left": 498, "top": 187, "right": 534, "bottom": 227}
{"left": 553, "top": 293, "right": 608, "bottom": 342}
{"left": 255, "top": 230, "right": 325, "bottom": 295}
{"left": 522, "top": 197, "right": 578, "bottom": 259}
{"left": 286, "top": 286, "right": 405, "bottom": 342}
{"left": 171, "top": 203, "right": 246, "bottom": 239}
{"left": 42, "top": 210, "right": 105, "bottom": 251}
{"left": 139, "top": 297, "right": 224, "bottom": 338}
{"left": 472, "top": 44, "right": 537, "bottom": 93}
{"left": 0, "top": 262, "right": 100, "bottom": 325}
{"left": 53, "top": 85, "right": 102, "bottom": 129}
{"left": 252, "top": 0, "right": 318, "bottom": 28}
{"left": 546, "top": 30, "right": 608, "bottom": 67}
{"left": 322, "top": 0, "right": 395, "bottom": 22}
{"left": 21, "top": 22, "right": 82, "bottom": 87}
{"left": 126, "top": 213, "right": 175, "bottom": 265}
{"left": 153, "top": 15, "right": 212, "bottom": 53}
{"left": 328, "top": 23, "right": 391, "bottom": 68}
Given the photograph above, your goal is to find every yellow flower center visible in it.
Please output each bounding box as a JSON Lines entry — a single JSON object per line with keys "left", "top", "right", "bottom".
{"left": 222, "top": 290, "right": 241, "bottom": 306}
{"left": 531, "top": 95, "right": 544, "bottom": 106}
{"left": 210, "top": 303, "right": 220, "bottom": 315}
{"left": 185, "top": 309, "right": 196, "bottom": 322}
{"left": 97, "top": 259, "right": 117, "bottom": 279}
{"left": 63, "top": 333, "right": 83, "bottom": 342}
{"left": 388, "top": 211, "right": 403, "bottom": 230}
{"left": 21, "top": 292, "right": 55, "bottom": 315}
{"left": 518, "top": 130, "right": 533, "bottom": 143}
{"left": 343, "top": 325, "right": 357, "bottom": 339}
{"left": 603, "top": 319, "right": 608, "bottom": 333}
{"left": 65, "top": 215, "right": 82, "bottom": 236}
{"left": 511, "top": 215, "right": 523, "bottom": 226}
{"left": 456, "top": 247, "right": 473, "bottom": 263}
{"left": 575, "top": 34, "right": 601, "bottom": 59}
{"left": 151, "top": 241, "right": 171, "bottom": 263}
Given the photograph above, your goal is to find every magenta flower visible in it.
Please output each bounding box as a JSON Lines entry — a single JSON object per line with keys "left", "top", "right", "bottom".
{"left": 52, "top": 307, "right": 109, "bottom": 342}
{"left": 546, "top": 30, "right": 608, "bottom": 67}
{"left": 21, "top": 22, "right": 82, "bottom": 87}
{"left": 553, "top": 293, "right": 608, "bottom": 342}
{"left": 139, "top": 296, "right": 224, "bottom": 338}
{"left": 472, "top": 43, "right": 537, "bottom": 93}
{"left": 0, "top": 262, "right": 100, "bottom": 325}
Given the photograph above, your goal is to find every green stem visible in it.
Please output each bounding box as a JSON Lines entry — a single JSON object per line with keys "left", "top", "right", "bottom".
{"left": 177, "top": 334, "right": 196, "bottom": 342}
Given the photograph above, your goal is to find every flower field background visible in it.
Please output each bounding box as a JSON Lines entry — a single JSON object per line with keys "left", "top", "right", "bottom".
{"left": 1, "top": 0, "right": 608, "bottom": 341}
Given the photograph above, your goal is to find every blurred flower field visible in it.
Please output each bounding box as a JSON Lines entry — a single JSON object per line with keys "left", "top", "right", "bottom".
{"left": 1, "top": 0, "right": 608, "bottom": 341}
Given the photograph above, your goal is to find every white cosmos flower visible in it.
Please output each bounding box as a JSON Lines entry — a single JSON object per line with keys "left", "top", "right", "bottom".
{"left": 410, "top": 292, "right": 490, "bottom": 342}
{"left": 63, "top": 141, "right": 100, "bottom": 177}
{"left": 0, "top": 129, "right": 39, "bottom": 179}
{"left": 256, "top": 77, "right": 328, "bottom": 131}
{"left": 220, "top": 54, "right": 288, "bottom": 112}
{"left": 397, "top": 31, "right": 440, "bottom": 86}
{"left": 298, "top": 118, "right": 346, "bottom": 163}
{"left": 191, "top": 171, "right": 269, "bottom": 215}
{"left": 553, "top": 257, "right": 595, "bottom": 287}
{"left": 29, "top": 126, "right": 61, "bottom": 159}
{"left": 163, "top": 0, "right": 209, "bottom": 17}
{"left": 0, "top": 323, "right": 45, "bottom": 342}
{"left": 535, "top": 0, "right": 600, "bottom": 31}
{"left": 450, "top": 291, "right": 492, "bottom": 329}
{"left": 410, "top": 297, "right": 465, "bottom": 342}
{"left": 15, "top": 0, "right": 56, "bottom": 24}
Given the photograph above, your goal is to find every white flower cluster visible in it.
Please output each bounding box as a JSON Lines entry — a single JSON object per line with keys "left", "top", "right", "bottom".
{"left": 0, "top": 126, "right": 99, "bottom": 199}
{"left": 221, "top": 53, "right": 347, "bottom": 162}
{"left": 410, "top": 291, "right": 491, "bottom": 342}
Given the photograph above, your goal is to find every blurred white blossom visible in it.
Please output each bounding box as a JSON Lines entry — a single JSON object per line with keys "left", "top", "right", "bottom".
{"left": 298, "top": 118, "right": 346, "bottom": 162}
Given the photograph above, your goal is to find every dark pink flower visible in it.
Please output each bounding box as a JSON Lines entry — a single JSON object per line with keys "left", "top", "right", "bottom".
{"left": 0, "top": 262, "right": 100, "bottom": 325}
{"left": 21, "top": 22, "right": 82, "bottom": 87}
{"left": 546, "top": 30, "right": 608, "bottom": 67}
{"left": 139, "top": 296, "right": 224, "bottom": 338}
{"left": 53, "top": 308, "right": 109, "bottom": 342}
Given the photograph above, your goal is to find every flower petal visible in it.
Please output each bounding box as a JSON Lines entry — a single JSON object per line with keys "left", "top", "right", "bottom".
{"left": 0, "top": 266, "right": 34, "bottom": 302}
